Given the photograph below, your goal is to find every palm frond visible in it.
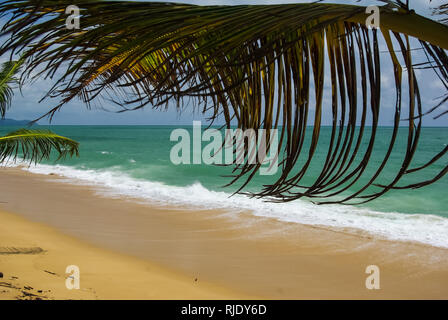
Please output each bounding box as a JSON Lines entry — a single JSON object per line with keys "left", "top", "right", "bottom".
{"left": 0, "top": 128, "right": 79, "bottom": 163}
{"left": 433, "top": 1, "right": 448, "bottom": 24}
{"left": 0, "top": 1, "right": 447, "bottom": 204}
{"left": 0, "top": 57, "right": 23, "bottom": 118}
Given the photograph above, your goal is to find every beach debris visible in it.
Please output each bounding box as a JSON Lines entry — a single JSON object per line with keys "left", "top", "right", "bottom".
{"left": 0, "top": 272, "right": 3, "bottom": 278}
{"left": 0, "top": 246, "right": 45, "bottom": 255}
{"left": 0, "top": 281, "right": 20, "bottom": 289}
{"left": 0, "top": 281, "right": 49, "bottom": 300}
{"left": 44, "top": 270, "right": 57, "bottom": 276}
{"left": 19, "top": 290, "right": 40, "bottom": 300}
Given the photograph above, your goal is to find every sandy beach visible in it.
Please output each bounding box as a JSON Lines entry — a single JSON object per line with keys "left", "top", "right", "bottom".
{"left": 0, "top": 209, "right": 248, "bottom": 300}
{"left": 1, "top": 167, "right": 447, "bottom": 299}
{"left": 1, "top": 211, "right": 255, "bottom": 301}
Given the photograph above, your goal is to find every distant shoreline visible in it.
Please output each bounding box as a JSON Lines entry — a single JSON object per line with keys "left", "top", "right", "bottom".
{"left": 0, "top": 118, "right": 37, "bottom": 126}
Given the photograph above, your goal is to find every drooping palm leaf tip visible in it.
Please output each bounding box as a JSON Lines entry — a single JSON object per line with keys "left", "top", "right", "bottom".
{"left": 0, "top": 58, "right": 79, "bottom": 163}
{"left": 0, "top": 56, "right": 23, "bottom": 118}
{"left": 434, "top": 2, "right": 448, "bottom": 24}
{"left": 0, "top": 1, "right": 447, "bottom": 204}
{"left": 0, "top": 129, "right": 79, "bottom": 163}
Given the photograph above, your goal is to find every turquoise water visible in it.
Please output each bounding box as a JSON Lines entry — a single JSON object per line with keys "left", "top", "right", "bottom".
{"left": 2, "top": 125, "right": 447, "bottom": 247}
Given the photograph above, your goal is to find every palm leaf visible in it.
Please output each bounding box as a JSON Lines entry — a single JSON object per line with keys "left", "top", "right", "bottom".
{"left": 0, "top": 54, "right": 79, "bottom": 165}
{"left": 433, "top": 1, "right": 448, "bottom": 24}
{"left": 0, "top": 57, "right": 23, "bottom": 118}
{"left": 0, "top": 128, "right": 79, "bottom": 163}
{"left": 0, "top": 1, "right": 447, "bottom": 204}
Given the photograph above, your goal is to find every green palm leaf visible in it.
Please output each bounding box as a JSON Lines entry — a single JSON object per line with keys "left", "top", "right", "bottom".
{"left": 0, "top": 57, "right": 23, "bottom": 118}
{"left": 0, "top": 128, "right": 79, "bottom": 163}
{"left": 0, "top": 1, "right": 447, "bottom": 204}
{"left": 0, "top": 57, "right": 79, "bottom": 164}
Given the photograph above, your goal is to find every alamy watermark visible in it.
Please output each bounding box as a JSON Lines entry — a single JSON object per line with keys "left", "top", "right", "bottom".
{"left": 65, "top": 5, "right": 80, "bottom": 30}
{"left": 365, "top": 265, "right": 380, "bottom": 290}
{"left": 65, "top": 265, "right": 80, "bottom": 290}
{"left": 365, "top": 6, "right": 380, "bottom": 29}
{"left": 169, "top": 121, "right": 279, "bottom": 175}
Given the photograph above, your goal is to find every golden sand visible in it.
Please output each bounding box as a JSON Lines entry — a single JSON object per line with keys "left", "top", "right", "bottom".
{"left": 0, "top": 209, "right": 251, "bottom": 300}
{"left": 0, "top": 168, "right": 447, "bottom": 299}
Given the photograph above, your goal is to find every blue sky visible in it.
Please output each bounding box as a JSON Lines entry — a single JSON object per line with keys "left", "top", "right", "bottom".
{"left": 1, "top": 0, "right": 447, "bottom": 125}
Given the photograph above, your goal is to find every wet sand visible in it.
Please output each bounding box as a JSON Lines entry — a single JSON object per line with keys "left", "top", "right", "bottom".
{"left": 0, "top": 167, "right": 447, "bottom": 299}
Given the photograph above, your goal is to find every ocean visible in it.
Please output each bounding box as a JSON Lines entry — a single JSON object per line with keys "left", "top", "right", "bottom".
{"left": 2, "top": 125, "right": 447, "bottom": 248}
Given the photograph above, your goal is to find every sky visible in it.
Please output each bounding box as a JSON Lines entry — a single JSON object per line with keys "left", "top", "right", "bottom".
{"left": 1, "top": 0, "right": 447, "bottom": 126}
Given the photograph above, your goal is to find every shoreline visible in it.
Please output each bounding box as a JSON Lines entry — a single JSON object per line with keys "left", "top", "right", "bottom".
{"left": 9, "top": 160, "right": 448, "bottom": 249}
{"left": 1, "top": 167, "right": 448, "bottom": 299}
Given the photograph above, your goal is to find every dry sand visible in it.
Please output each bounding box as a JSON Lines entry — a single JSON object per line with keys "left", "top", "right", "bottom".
{"left": 0, "top": 167, "right": 447, "bottom": 299}
{"left": 0, "top": 210, "right": 248, "bottom": 300}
